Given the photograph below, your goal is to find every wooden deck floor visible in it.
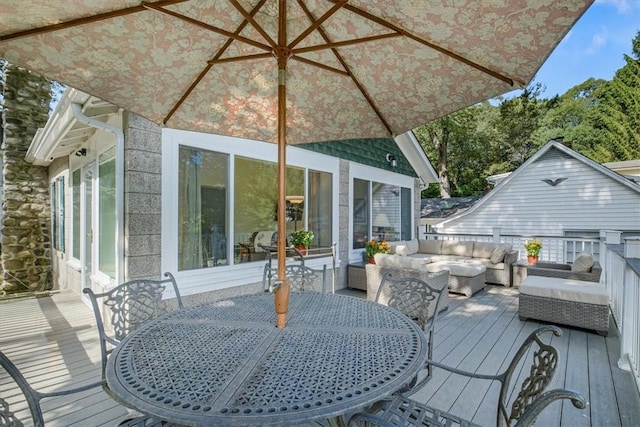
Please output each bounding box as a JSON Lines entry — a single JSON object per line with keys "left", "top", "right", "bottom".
{"left": 1, "top": 286, "right": 638, "bottom": 426}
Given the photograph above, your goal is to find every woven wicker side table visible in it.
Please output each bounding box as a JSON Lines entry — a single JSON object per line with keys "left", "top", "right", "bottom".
{"left": 512, "top": 259, "right": 532, "bottom": 288}
{"left": 348, "top": 262, "right": 367, "bottom": 290}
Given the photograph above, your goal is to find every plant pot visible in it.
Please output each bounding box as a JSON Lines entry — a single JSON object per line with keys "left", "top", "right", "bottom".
{"left": 527, "top": 255, "right": 539, "bottom": 264}
{"left": 295, "top": 245, "right": 307, "bottom": 256}
{"left": 368, "top": 256, "right": 375, "bottom": 264}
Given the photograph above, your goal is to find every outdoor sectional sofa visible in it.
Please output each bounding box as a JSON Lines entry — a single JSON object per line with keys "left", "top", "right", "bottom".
{"left": 385, "top": 239, "right": 517, "bottom": 284}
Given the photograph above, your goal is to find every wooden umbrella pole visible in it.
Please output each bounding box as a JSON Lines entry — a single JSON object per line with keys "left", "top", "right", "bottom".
{"left": 274, "top": 0, "right": 290, "bottom": 328}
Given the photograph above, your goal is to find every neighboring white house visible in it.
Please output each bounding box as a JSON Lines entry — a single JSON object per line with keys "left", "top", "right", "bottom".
{"left": 432, "top": 140, "right": 640, "bottom": 238}
{"left": 23, "top": 88, "right": 437, "bottom": 301}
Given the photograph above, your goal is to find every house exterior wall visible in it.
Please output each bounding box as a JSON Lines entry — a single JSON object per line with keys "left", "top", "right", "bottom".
{"left": 436, "top": 148, "right": 640, "bottom": 236}
{"left": 123, "top": 112, "right": 162, "bottom": 281}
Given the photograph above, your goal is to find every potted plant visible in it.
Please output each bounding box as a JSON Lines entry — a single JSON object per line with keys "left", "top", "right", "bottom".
{"left": 289, "top": 230, "right": 314, "bottom": 256}
{"left": 364, "top": 239, "right": 391, "bottom": 264}
{"left": 524, "top": 239, "right": 542, "bottom": 264}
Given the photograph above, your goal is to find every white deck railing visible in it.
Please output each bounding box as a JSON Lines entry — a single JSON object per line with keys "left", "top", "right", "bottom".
{"left": 603, "top": 240, "right": 640, "bottom": 395}
{"left": 418, "top": 229, "right": 640, "bottom": 394}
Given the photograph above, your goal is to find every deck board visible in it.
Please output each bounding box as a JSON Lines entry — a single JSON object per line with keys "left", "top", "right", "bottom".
{"left": 1, "top": 286, "right": 638, "bottom": 426}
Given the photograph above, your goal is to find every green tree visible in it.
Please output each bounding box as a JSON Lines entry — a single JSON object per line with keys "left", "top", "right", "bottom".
{"left": 586, "top": 31, "right": 640, "bottom": 161}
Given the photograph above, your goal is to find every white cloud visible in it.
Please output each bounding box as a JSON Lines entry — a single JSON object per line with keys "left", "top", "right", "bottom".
{"left": 587, "top": 27, "right": 608, "bottom": 53}
{"left": 595, "top": 0, "right": 636, "bottom": 14}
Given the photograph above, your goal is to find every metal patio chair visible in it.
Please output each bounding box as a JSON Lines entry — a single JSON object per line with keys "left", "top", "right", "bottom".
{"left": 347, "top": 325, "right": 587, "bottom": 427}
{"left": 263, "top": 262, "right": 328, "bottom": 293}
{"left": 83, "top": 272, "right": 184, "bottom": 381}
{"left": 375, "top": 272, "right": 449, "bottom": 384}
{"left": 0, "top": 351, "right": 104, "bottom": 427}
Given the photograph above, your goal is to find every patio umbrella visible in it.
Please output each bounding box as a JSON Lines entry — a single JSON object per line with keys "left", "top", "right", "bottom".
{"left": 0, "top": 0, "right": 593, "bottom": 327}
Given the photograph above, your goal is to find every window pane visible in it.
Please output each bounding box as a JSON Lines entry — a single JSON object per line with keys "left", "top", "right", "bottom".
{"left": 233, "top": 156, "right": 303, "bottom": 263}
{"left": 72, "top": 169, "right": 81, "bottom": 259}
{"left": 51, "top": 182, "right": 57, "bottom": 249}
{"left": 353, "top": 179, "right": 369, "bottom": 249}
{"left": 178, "top": 146, "right": 229, "bottom": 271}
{"left": 99, "top": 150, "right": 116, "bottom": 278}
{"left": 372, "top": 182, "right": 401, "bottom": 242}
{"left": 58, "top": 177, "right": 65, "bottom": 252}
{"left": 308, "top": 170, "right": 332, "bottom": 248}
{"left": 401, "top": 187, "right": 412, "bottom": 240}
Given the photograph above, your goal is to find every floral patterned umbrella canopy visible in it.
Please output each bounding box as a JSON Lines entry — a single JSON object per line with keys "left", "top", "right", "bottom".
{"left": 0, "top": 0, "right": 592, "bottom": 326}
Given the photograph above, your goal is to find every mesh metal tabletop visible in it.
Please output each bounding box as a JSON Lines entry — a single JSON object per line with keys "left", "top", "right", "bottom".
{"left": 106, "top": 292, "right": 427, "bottom": 426}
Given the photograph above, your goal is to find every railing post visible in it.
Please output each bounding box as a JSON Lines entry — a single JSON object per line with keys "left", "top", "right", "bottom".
{"left": 492, "top": 227, "right": 501, "bottom": 243}
{"left": 603, "top": 230, "right": 622, "bottom": 245}
{"left": 618, "top": 236, "right": 640, "bottom": 372}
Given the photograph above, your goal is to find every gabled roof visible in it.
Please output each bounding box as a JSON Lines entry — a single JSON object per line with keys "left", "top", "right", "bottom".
{"left": 437, "top": 140, "right": 640, "bottom": 226}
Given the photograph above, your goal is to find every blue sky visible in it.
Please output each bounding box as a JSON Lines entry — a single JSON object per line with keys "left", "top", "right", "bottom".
{"left": 504, "top": 0, "right": 640, "bottom": 99}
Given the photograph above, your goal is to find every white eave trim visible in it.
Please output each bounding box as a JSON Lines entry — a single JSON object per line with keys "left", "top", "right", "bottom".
{"left": 394, "top": 130, "right": 438, "bottom": 189}
{"left": 25, "top": 88, "right": 91, "bottom": 166}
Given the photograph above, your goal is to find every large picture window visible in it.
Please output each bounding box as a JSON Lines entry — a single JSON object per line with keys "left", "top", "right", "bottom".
{"left": 176, "top": 146, "right": 333, "bottom": 270}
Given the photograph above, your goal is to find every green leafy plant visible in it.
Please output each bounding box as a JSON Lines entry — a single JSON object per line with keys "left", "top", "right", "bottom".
{"left": 289, "top": 230, "right": 314, "bottom": 248}
{"left": 365, "top": 239, "right": 391, "bottom": 258}
{"left": 524, "top": 239, "right": 542, "bottom": 256}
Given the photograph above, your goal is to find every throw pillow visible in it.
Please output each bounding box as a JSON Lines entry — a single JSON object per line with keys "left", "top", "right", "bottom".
{"left": 419, "top": 239, "right": 442, "bottom": 254}
{"left": 406, "top": 239, "right": 419, "bottom": 255}
{"left": 490, "top": 245, "right": 509, "bottom": 264}
{"left": 571, "top": 252, "right": 594, "bottom": 272}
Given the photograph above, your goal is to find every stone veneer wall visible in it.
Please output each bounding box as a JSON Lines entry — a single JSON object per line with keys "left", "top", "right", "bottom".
{"left": 123, "top": 112, "right": 163, "bottom": 281}
{"left": 1, "top": 64, "right": 52, "bottom": 294}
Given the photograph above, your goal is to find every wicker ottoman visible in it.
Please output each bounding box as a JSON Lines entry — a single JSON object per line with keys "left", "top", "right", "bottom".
{"left": 427, "top": 262, "right": 486, "bottom": 297}
{"left": 519, "top": 276, "right": 609, "bottom": 335}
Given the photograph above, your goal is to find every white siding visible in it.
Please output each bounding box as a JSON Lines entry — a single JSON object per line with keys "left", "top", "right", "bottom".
{"left": 437, "top": 148, "right": 640, "bottom": 236}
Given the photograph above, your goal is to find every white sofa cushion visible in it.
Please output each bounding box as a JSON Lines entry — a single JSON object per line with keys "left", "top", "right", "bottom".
{"left": 472, "top": 242, "right": 497, "bottom": 259}
{"left": 374, "top": 253, "right": 428, "bottom": 270}
{"left": 490, "top": 244, "right": 511, "bottom": 264}
{"left": 405, "top": 239, "right": 419, "bottom": 255}
{"left": 571, "top": 252, "right": 595, "bottom": 272}
{"left": 419, "top": 239, "right": 442, "bottom": 254}
{"left": 520, "top": 276, "right": 608, "bottom": 305}
{"left": 426, "top": 261, "right": 485, "bottom": 277}
{"left": 429, "top": 254, "right": 470, "bottom": 263}
{"left": 464, "top": 258, "right": 505, "bottom": 270}
{"left": 386, "top": 240, "right": 405, "bottom": 255}
{"left": 442, "top": 240, "right": 475, "bottom": 257}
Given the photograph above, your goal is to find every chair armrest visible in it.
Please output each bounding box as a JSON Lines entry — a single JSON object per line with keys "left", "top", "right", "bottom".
{"left": 516, "top": 389, "right": 587, "bottom": 427}
{"left": 503, "top": 250, "right": 518, "bottom": 266}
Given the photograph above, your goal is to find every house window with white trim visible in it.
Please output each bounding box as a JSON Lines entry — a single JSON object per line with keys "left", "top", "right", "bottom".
{"left": 51, "top": 176, "right": 65, "bottom": 252}
{"left": 98, "top": 148, "right": 116, "bottom": 278}
{"left": 353, "top": 178, "right": 411, "bottom": 249}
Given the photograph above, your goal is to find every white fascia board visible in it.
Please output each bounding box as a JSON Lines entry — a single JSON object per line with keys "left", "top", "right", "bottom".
{"left": 26, "top": 88, "right": 90, "bottom": 165}
{"left": 394, "top": 131, "right": 438, "bottom": 188}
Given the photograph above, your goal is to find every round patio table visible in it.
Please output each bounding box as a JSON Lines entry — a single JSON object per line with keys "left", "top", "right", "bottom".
{"left": 105, "top": 292, "right": 427, "bottom": 426}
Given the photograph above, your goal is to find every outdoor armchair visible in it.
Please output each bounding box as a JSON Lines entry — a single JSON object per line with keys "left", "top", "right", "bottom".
{"left": 263, "top": 262, "right": 328, "bottom": 293}
{"left": 348, "top": 326, "right": 587, "bottom": 427}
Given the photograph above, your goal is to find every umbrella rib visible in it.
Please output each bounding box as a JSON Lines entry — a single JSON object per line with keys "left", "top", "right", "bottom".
{"left": 229, "top": 0, "right": 278, "bottom": 49}
{"left": 142, "top": 2, "right": 271, "bottom": 52}
{"left": 292, "top": 33, "right": 401, "bottom": 54}
{"left": 288, "top": 0, "right": 348, "bottom": 50}
{"left": 337, "top": 2, "right": 520, "bottom": 87}
{"left": 297, "top": 0, "right": 394, "bottom": 136}
{"left": 163, "top": 0, "right": 269, "bottom": 125}
{"left": 0, "top": 0, "right": 189, "bottom": 42}
{"left": 290, "top": 56, "right": 349, "bottom": 76}
{"left": 208, "top": 53, "right": 273, "bottom": 64}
